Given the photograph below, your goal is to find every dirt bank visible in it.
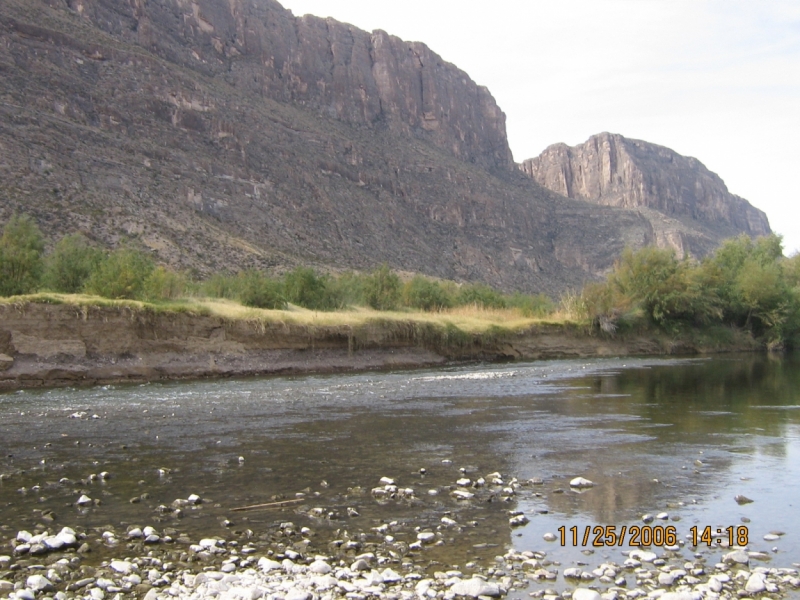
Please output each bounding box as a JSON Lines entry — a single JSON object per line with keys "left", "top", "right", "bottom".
{"left": 0, "top": 302, "right": 744, "bottom": 390}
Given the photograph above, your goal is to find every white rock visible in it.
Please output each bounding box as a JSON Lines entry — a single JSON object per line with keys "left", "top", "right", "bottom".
{"left": 451, "top": 490, "right": 474, "bottom": 500}
{"left": 564, "top": 568, "right": 583, "bottom": 579}
{"left": 543, "top": 532, "right": 557, "bottom": 542}
{"left": 257, "top": 558, "right": 282, "bottom": 572}
{"left": 379, "top": 477, "right": 395, "bottom": 485}
{"left": 629, "top": 550, "right": 657, "bottom": 563}
{"left": 199, "top": 538, "right": 221, "bottom": 549}
{"left": 26, "top": 575, "right": 54, "bottom": 592}
{"left": 109, "top": 560, "right": 134, "bottom": 575}
{"left": 308, "top": 560, "right": 331, "bottom": 574}
{"left": 76, "top": 494, "right": 92, "bottom": 506}
{"left": 381, "top": 568, "right": 403, "bottom": 583}
{"left": 450, "top": 577, "right": 501, "bottom": 597}
{"left": 745, "top": 573, "right": 766, "bottom": 594}
{"left": 659, "top": 593, "right": 700, "bottom": 600}
{"left": 570, "top": 477, "right": 594, "bottom": 488}
{"left": 572, "top": 589, "right": 602, "bottom": 600}
{"left": 417, "top": 532, "right": 436, "bottom": 543}
{"left": 16, "top": 589, "right": 35, "bottom": 600}
{"left": 456, "top": 478, "right": 471, "bottom": 486}
{"left": 285, "top": 590, "right": 311, "bottom": 600}
{"left": 656, "top": 512, "right": 669, "bottom": 520}
{"left": 764, "top": 533, "right": 780, "bottom": 541}
{"left": 441, "top": 517, "right": 458, "bottom": 526}
{"left": 16, "top": 531, "right": 32, "bottom": 543}
{"left": 722, "top": 550, "right": 749, "bottom": 565}
{"left": 187, "top": 494, "right": 201, "bottom": 504}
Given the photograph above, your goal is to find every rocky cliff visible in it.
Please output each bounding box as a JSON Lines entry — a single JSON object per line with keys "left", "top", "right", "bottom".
{"left": 0, "top": 1, "right": 767, "bottom": 293}
{"left": 520, "top": 133, "right": 771, "bottom": 257}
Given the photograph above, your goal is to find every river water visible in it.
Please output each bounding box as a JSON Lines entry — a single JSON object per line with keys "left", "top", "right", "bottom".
{"left": 1, "top": 353, "right": 799, "bottom": 580}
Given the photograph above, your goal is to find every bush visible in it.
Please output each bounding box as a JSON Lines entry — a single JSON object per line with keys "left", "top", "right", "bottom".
{"left": 402, "top": 276, "right": 453, "bottom": 311}
{"left": 143, "top": 267, "right": 189, "bottom": 301}
{"left": 84, "top": 248, "right": 155, "bottom": 300}
{"left": 284, "top": 267, "right": 341, "bottom": 310}
{"left": 42, "top": 233, "right": 103, "bottom": 293}
{"left": 505, "top": 292, "right": 555, "bottom": 317}
{"left": 363, "top": 265, "right": 401, "bottom": 310}
{"left": 237, "top": 270, "right": 285, "bottom": 309}
{"left": 200, "top": 273, "right": 241, "bottom": 299}
{"left": 456, "top": 283, "right": 506, "bottom": 309}
{"left": 0, "top": 214, "right": 45, "bottom": 296}
{"left": 327, "top": 271, "right": 366, "bottom": 308}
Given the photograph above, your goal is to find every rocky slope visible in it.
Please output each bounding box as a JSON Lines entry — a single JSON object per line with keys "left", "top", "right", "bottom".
{"left": 520, "top": 133, "right": 771, "bottom": 257}
{"left": 0, "top": 1, "right": 768, "bottom": 293}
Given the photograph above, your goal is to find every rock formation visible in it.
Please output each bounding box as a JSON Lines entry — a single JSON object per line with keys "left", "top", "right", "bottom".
{"left": 0, "top": 1, "right": 770, "bottom": 293}
{"left": 520, "top": 133, "right": 770, "bottom": 256}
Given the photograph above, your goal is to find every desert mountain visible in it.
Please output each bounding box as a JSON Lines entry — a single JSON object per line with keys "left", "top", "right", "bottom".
{"left": 0, "top": 0, "right": 769, "bottom": 293}
{"left": 520, "top": 133, "right": 770, "bottom": 258}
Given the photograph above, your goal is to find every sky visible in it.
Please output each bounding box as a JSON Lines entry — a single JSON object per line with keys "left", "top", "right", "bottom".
{"left": 277, "top": 0, "right": 800, "bottom": 255}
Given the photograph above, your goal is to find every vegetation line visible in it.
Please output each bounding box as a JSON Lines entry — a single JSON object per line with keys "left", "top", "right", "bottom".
{"left": 1, "top": 213, "right": 798, "bottom": 349}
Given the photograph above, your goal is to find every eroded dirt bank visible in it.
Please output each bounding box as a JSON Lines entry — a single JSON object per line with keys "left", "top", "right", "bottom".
{"left": 0, "top": 302, "right": 735, "bottom": 390}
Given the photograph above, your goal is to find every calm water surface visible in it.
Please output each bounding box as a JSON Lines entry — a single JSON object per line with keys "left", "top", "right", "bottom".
{"left": 1, "top": 353, "right": 799, "bottom": 572}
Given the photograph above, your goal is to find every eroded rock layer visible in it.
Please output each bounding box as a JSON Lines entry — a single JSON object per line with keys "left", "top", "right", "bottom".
{"left": 520, "top": 133, "right": 770, "bottom": 256}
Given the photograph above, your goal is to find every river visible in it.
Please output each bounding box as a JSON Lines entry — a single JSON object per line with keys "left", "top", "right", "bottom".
{"left": 1, "top": 353, "right": 798, "bottom": 594}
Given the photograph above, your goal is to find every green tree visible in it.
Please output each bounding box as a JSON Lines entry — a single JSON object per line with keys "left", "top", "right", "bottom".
{"left": 402, "top": 276, "right": 453, "bottom": 311}
{"left": 363, "top": 264, "right": 401, "bottom": 310}
{"left": 85, "top": 248, "right": 155, "bottom": 299}
{"left": 0, "top": 214, "right": 45, "bottom": 296}
{"left": 42, "top": 233, "right": 103, "bottom": 293}
{"left": 456, "top": 283, "right": 507, "bottom": 309}
{"left": 284, "top": 267, "right": 340, "bottom": 310}
{"left": 237, "top": 270, "right": 285, "bottom": 309}
{"left": 143, "top": 266, "right": 188, "bottom": 301}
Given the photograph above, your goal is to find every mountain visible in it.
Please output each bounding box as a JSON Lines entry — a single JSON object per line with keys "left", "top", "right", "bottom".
{"left": 0, "top": 1, "right": 769, "bottom": 293}
{"left": 520, "top": 132, "right": 771, "bottom": 257}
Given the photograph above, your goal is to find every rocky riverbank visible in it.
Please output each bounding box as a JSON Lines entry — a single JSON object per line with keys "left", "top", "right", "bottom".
{"left": 2, "top": 468, "right": 798, "bottom": 600}
{"left": 0, "top": 302, "right": 753, "bottom": 391}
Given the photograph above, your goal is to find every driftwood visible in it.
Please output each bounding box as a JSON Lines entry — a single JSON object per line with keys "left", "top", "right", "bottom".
{"left": 230, "top": 498, "right": 305, "bottom": 512}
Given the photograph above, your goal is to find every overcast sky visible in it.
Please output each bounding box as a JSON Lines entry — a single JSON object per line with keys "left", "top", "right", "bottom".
{"left": 278, "top": 0, "right": 800, "bottom": 255}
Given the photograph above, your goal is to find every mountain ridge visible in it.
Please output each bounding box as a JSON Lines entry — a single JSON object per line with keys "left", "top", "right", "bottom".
{"left": 0, "top": 0, "right": 770, "bottom": 293}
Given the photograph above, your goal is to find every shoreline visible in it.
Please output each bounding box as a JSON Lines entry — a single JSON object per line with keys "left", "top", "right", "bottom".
{"left": 0, "top": 301, "right": 758, "bottom": 392}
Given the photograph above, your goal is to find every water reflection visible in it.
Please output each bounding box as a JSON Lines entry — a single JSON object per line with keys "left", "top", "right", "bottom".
{"left": 1, "top": 353, "right": 798, "bottom": 566}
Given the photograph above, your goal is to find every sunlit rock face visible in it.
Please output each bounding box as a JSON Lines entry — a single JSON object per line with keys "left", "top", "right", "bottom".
{"left": 521, "top": 132, "right": 771, "bottom": 257}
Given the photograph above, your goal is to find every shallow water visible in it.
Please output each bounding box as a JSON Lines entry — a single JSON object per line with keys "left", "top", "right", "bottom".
{"left": 1, "top": 353, "right": 799, "bottom": 572}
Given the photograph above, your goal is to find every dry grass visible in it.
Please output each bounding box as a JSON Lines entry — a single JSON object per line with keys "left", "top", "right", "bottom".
{"left": 1, "top": 293, "right": 580, "bottom": 334}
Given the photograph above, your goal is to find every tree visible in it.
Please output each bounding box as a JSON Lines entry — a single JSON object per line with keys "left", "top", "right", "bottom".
{"left": 84, "top": 248, "right": 155, "bottom": 299}
{"left": 236, "top": 270, "right": 285, "bottom": 309}
{"left": 402, "top": 276, "right": 453, "bottom": 311}
{"left": 42, "top": 233, "right": 103, "bottom": 293}
{"left": 0, "top": 214, "right": 45, "bottom": 296}
{"left": 284, "top": 267, "right": 340, "bottom": 310}
{"left": 363, "top": 264, "right": 401, "bottom": 310}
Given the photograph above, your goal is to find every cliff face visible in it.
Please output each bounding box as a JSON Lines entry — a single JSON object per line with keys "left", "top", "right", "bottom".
{"left": 0, "top": 1, "right": 767, "bottom": 293}
{"left": 520, "top": 133, "right": 771, "bottom": 256}
{"left": 34, "top": 0, "right": 514, "bottom": 171}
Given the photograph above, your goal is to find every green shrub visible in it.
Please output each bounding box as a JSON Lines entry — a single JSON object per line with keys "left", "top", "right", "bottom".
{"left": 402, "top": 276, "right": 453, "bottom": 311}
{"left": 0, "top": 214, "right": 45, "bottom": 296}
{"left": 505, "top": 292, "right": 555, "bottom": 317}
{"left": 327, "top": 271, "right": 367, "bottom": 308}
{"left": 42, "top": 233, "right": 103, "bottom": 293}
{"left": 284, "top": 267, "right": 341, "bottom": 310}
{"left": 456, "top": 283, "right": 506, "bottom": 309}
{"left": 84, "top": 248, "right": 155, "bottom": 300}
{"left": 143, "top": 267, "right": 188, "bottom": 301}
{"left": 363, "top": 264, "right": 401, "bottom": 310}
{"left": 237, "top": 270, "right": 285, "bottom": 309}
{"left": 201, "top": 272, "right": 241, "bottom": 299}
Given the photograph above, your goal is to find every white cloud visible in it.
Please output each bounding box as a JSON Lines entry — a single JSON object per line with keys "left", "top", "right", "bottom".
{"left": 279, "top": 0, "right": 800, "bottom": 254}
